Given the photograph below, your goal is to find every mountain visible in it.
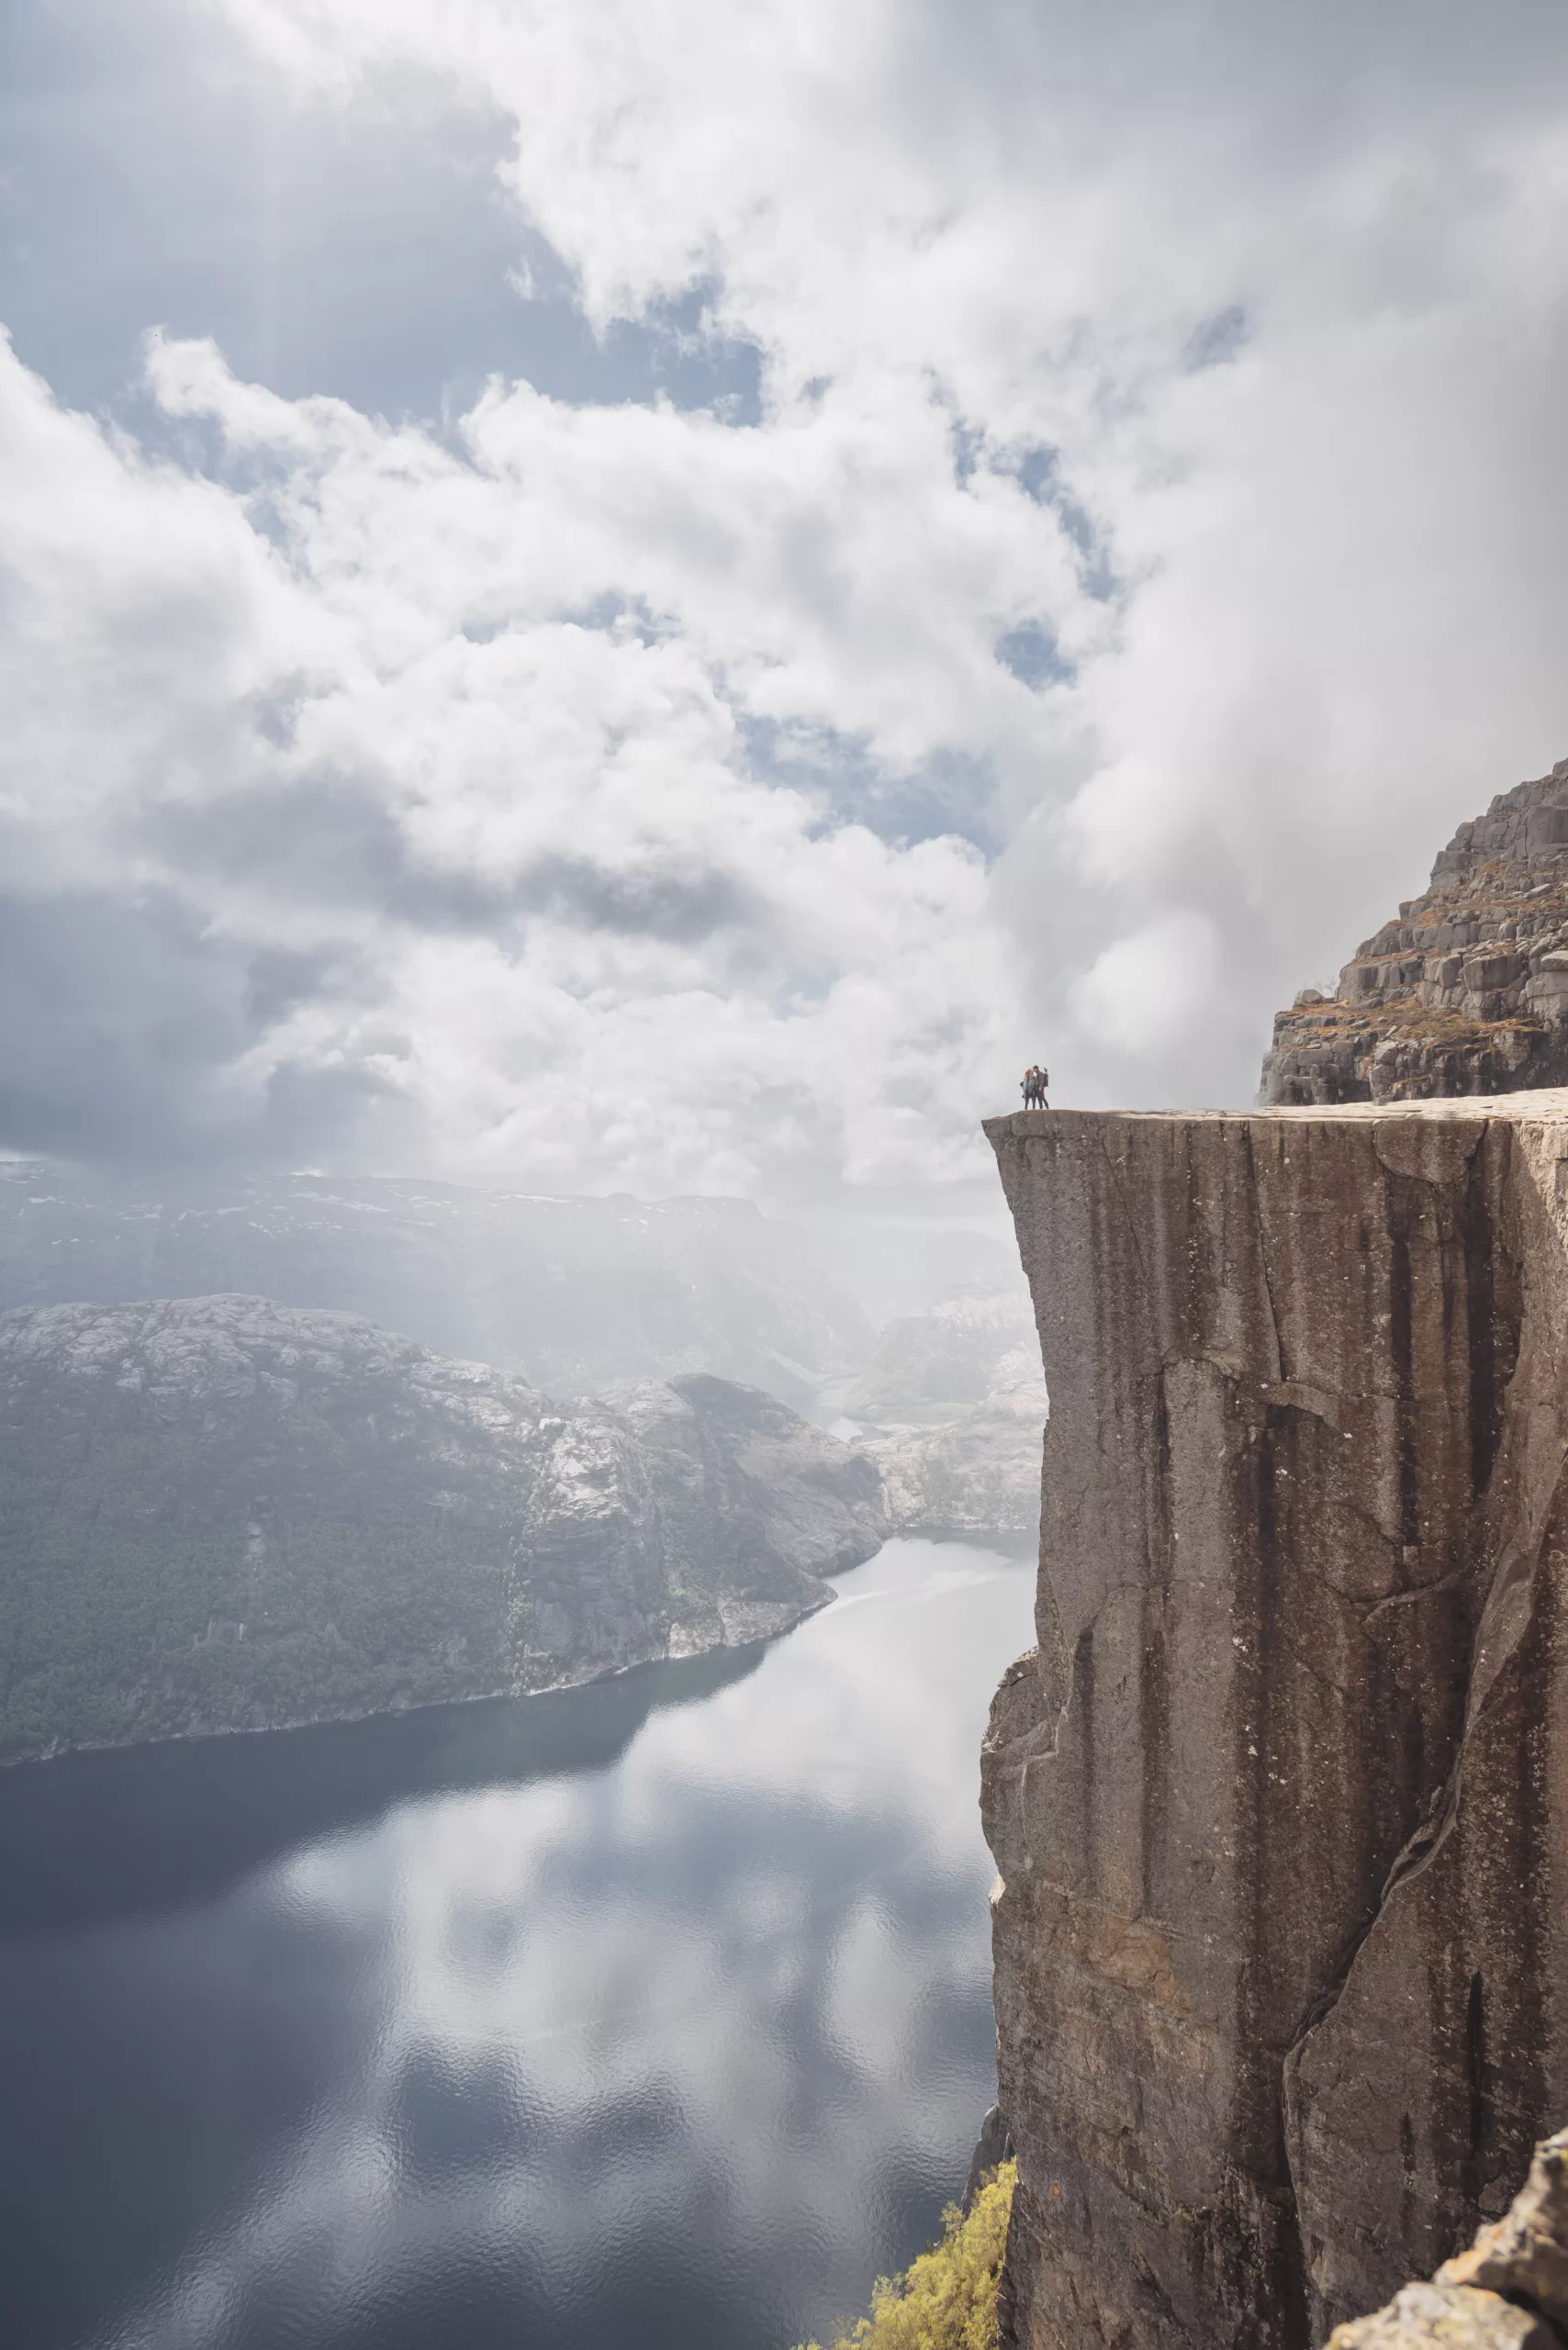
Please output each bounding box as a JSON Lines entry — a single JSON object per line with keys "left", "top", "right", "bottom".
{"left": 0, "top": 1169, "right": 874, "bottom": 1408}
{"left": 1262, "top": 755, "right": 1568, "bottom": 1103}
{"left": 0, "top": 1296, "right": 886, "bottom": 1763}
{"left": 834, "top": 1280, "right": 1045, "bottom": 1539}
{"left": 864, "top": 1375, "right": 1046, "bottom": 1539}
{"left": 841, "top": 1283, "right": 1036, "bottom": 1425}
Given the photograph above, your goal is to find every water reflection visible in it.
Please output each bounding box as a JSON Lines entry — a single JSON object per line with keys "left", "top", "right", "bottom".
{"left": 0, "top": 1538, "right": 1035, "bottom": 2350}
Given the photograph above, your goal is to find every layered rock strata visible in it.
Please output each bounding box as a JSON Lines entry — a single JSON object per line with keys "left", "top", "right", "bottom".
{"left": 980, "top": 1100, "right": 1568, "bottom": 2348}
{"left": 1262, "top": 760, "right": 1568, "bottom": 1105}
{"left": 0, "top": 1296, "right": 886, "bottom": 1762}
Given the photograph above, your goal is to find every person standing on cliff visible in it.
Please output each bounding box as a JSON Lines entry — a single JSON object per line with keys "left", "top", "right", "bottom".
{"left": 1021, "top": 1066, "right": 1049, "bottom": 1107}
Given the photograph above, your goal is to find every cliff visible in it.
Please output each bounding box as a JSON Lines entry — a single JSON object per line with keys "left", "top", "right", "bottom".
{"left": 980, "top": 1099, "right": 1568, "bottom": 2349}
{"left": 0, "top": 1296, "right": 886, "bottom": 1762}
{"left": 1262, "top": 759, "right": 1568, "bottom": 1105}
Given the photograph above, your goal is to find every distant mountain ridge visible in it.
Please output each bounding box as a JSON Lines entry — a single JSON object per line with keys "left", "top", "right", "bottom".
{"left": 834, "top": 1278, "right": 1046, "bottom": 1539}
{"left": 843, "top": 1282, "right": 1036, "bottom": 1426}
{"left": 0, "top": 1295, "right": 886, "bottom": 1764}
{"left": 0, "top": 1167, "right": 873, "bottom": 1406}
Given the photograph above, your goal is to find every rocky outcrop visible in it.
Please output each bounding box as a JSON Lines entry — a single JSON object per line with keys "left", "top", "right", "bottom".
{"left": 980, "top": 1099, "right": 1568, "bottom": 2348}
{"left": 0, "top": 1296, "right": 886, "bottom": 1762}
{"left": 1331, "top": 2128, "right": 1568, "bottom": 2346}
{"left": 1262, "top": 760, "right": 1568, "bottom": 1106}
{"left": 863, "top": 1376, "right": 1047, "bottom": 1538}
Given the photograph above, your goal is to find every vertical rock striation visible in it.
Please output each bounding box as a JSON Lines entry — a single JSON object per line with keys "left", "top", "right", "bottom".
{"left": 980, "top": 1100, "right": 1568, "bottom": 2347}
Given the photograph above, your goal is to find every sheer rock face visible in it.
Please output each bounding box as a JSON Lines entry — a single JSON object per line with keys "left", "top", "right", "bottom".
{"left": 1262, "top": 759, "right": 1568, "bottom": 1106}
{"left": 0, "top": 1297, "right": 886, "bottom": 1762}
{"left": 980, "top": 1102, "right": 1568, "bottom": 2349}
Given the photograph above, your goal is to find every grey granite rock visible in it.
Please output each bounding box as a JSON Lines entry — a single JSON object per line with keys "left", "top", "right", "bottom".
{"left": 964, "top": 2103, "right": 1016, "bottom": 2215}
{"left": 1330, "top": 2128, "right": 1568, "bottom": 2347}
{"left": 1437, "top": 2130, "right": 1568, "bottom": 2329}
{"left": 1327, "top": 2282, "right": 1556, "bottom": 2348}
{"left": 1262, "top": 758, "right": 1568, "bottom": 1105}
{"left": 981, "top": 1098, "right": 1568, "bottom": 2349}
{"left": 0, "top": 1295, "right": 886, "bottom": 1762}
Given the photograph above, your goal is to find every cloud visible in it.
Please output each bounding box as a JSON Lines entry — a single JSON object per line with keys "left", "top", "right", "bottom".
{"left": 1070, "top": 911, "right": 1223, "bottom": 1067}
{"left": 0, "top": 330, "right": 1026, "bottom": 1189}
{"left": 7, "top": 0, "right": 1568, "bottom": 1183}
{"left": 210, "top": 0, "right": 1568, "bottom": 1093}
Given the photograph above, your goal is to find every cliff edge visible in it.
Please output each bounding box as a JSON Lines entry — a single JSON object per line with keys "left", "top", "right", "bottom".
{"left": 1262, "top": 759, "right": 1568, "bottom": 1104}
{"left": 981, "top": 1099, "right": 1568, "bottom": 2348}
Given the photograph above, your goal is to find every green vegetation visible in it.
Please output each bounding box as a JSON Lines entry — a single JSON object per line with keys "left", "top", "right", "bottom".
{"left": 799, "top": 2161, "right": 1016, "bottom": 2350}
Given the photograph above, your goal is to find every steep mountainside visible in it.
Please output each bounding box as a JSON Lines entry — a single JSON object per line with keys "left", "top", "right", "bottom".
{"left": 0, "top": 1170, "right": 873, "bottom": 1406}
{"left": 1263, "top": 757, "right": 1568, "bottom": 1104}
{"left": 984, "top": 1099, "right": 1568, "bottom": 2349}
{"left": 0, "top": 1297, "right": 886, "bottom": 1762}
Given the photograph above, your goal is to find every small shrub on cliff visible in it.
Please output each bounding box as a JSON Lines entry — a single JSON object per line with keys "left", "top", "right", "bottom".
{"left": 798, "top": 2159, "right": 1016, "bottom": 2350}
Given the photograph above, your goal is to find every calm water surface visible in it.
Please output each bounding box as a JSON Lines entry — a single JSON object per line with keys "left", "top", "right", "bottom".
{"left": 0, "top": 1538, "right": 1036, "bottom": 2350}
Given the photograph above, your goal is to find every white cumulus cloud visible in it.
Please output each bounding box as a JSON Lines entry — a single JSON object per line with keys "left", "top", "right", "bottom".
{"left": 6, "top": 0, "right": 1568, "bottom": 1185}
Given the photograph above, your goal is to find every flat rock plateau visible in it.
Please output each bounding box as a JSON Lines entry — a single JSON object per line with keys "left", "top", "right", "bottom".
{"left": 0, "top": 1295, "right": 886, "bottom": 1763}
{"left": 982, "top": 1094, "right": 1568, "bottom": 2349}
{"left": 1263, "top": 758, "right": 1568, "bottom": 1104}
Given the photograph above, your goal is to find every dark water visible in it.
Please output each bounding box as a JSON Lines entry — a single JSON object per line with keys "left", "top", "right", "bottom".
{"left": 0, "top": 1538, "right": 1036, "bottom": 2350}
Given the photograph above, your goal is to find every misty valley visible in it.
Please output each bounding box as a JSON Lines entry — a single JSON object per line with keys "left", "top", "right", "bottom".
{"left": 18, "top": 9, "right": 1568, "bottom": 2342}
{"left": 0, "top": 1166, "right": 1039, "bottom": 2350}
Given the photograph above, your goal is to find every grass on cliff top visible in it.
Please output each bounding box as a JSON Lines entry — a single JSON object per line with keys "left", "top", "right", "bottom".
{"left": 797, "top": 2161, "right": 1015, "bottom": 2350}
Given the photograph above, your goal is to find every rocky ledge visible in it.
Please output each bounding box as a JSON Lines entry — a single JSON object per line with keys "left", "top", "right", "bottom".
{"left": 0, "top": 1296, "right": 887, "bottom": 1763}
{"left": 982, "top": 1098, "right": 1568, "bottom": 2349}
{"left": 1262, "top": 758, "right": 1568, "bottom": 1104}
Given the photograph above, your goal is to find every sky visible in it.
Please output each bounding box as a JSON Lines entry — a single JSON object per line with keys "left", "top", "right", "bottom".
{"left": 5, "top": 0, "right": 1568, "bottom": 1204}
